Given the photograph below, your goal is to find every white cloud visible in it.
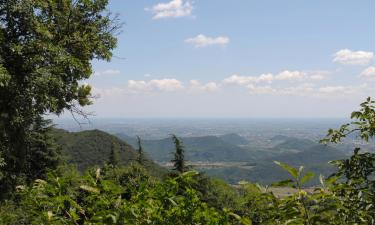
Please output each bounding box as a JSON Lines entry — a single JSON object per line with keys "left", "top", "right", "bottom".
{"left": 223, "top": 74, "right": 273, "bottom": 85}
{"left": 360, "top": 67, "right": 375, "bottom": 81}
{"left": 127, "top": 79, "right": 184, "bottom": 93}
{"left": 257, "top": 74, "right": 274, "bottom": 83}
{"left": 223, "top": 70, "right": 325, "bottom": 86}
{"left": 223, "top": 75, "right": 253, "bottom": 85}
{"left": 149, "top": 79, "right": 184, "bottom": 91}
{"left": 333, "top": 49, "right": 374, "bottom": 65}
{"left": 275, "top": 70, "right": 306, "bottom": 81}
{"left": 189, "top": 80, "right": 219, "bottom": 92}
{"left": 94, "top": 69, "right": 121, "bottom": 77}
{"left": 146, "top": 0, "right": 193, "bottom": 19}
{"left": 185, "top": 34, "right": 230, "bottom": 48}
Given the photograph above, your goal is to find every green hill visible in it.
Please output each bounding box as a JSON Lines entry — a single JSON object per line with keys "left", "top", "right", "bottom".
{"left": 116, "top": 134, "right": 256, "bottom": 162}
{"left": 204, "top": 142, "right": 346, "bottom": 185}
{"left": 114, "top": 133, "right": 347, "bottom": 185}
{"left": 270, "top": 144, "right": 345, "bottom": 166}
{"left": 219, "top": 133, "right": 249, "bottom": 146}
{"left": 273, "top": 137, "right": 317, "bottom": 151}
{"left": 52, "top": 129, "right": 166, "bottom": 177}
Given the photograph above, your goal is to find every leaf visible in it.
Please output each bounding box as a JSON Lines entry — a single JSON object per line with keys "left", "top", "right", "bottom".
{"left": 181, "top": 170, "right": 199, "bottom": 177}
{"left": 274, "top": 161, "right": 298, "bottom": 179}
{"left": 319, "top": 174, "right": 325, "bottom": 187}
{"left": 47, "top": 211, "right": 53, "bottom": 220}
{"left": 300, "top": 172, "right": 314, "bottom": 185}
{"left": 271, "top": 179, "right": 294, "bottom": 187}
{"left": 168, "top": 197, "right": 178, "bottom": 206}
{"left": 106, "top": 214, "right": 117, "bottom": 223}
{"left": 325, "top": 175, "right": 339, "bottom": 185}
{"left": 95, "top": 168, "right": 101, "bottom": 180}
{"left": 238, "top": 180, "right": 249, "bottom": 185}
{"left": 80, "top": 185, "right": 100, "bottom": 194}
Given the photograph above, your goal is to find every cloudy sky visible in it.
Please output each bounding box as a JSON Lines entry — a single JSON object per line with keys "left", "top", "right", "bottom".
{"left": 86, "top": 0, "right": 375, "bottom": 118}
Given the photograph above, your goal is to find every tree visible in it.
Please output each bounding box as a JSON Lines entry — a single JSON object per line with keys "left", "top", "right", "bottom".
{"left": 171, "top": 135, "right": 188, "bottom": 173}
{"left": 108, "top": 141, "right": 119, "bottom": 167}
{"left": 136, "top": 136, "right": 144, "bottom": 166}
{"left": 0, "top": 0, "right": 118, "bottom": 194}
{"left": 321, "top": 97, "right": 375, "bottom": 223}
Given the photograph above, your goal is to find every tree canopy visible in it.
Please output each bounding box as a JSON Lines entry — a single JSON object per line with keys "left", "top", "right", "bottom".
{"left": 0, "top": 0, "right": 118, "bottom": 195}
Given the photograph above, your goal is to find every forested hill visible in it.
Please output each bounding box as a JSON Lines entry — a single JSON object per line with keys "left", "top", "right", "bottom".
{"left": 116, "top": 134, "right": 256, "bottom": 162}
{"left": 51, "top": 129, "right": 166, "bottom": 177}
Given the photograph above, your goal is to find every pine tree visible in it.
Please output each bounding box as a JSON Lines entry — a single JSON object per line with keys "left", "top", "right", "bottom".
{"left": 108, "top": 142, "right": 119, "bottom": 167}
{"left": 137, "top": 136, "right": 144, "bottom": 166}
{"left": 171, "top": 135, "right": 188, "bottom": 174}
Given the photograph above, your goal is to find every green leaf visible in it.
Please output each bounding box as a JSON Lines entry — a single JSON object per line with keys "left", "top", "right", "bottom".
{"left": 271, "top": 179, "right": 294, "bottom": 187}
{"left": 181, "top": 170, "right": 199, "bottom": 177}
{"left": 274, "top": 161, "right": 298, "bottom": 179}
{"left": 80, "top": 185, "right": 100, "bottom": 194}
{"left": 300, "top": 172, "right": 314, "bottom": 185}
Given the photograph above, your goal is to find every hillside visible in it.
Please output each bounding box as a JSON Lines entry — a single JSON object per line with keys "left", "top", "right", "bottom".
{"left": 273, "top": 137, "right": 318, "bottom": 151}
{"left": 52, "top": 129, "right": 166, "bottom": 177}
{"left": 204, "top": 139, "right": 346, "bottom": 185}
{"left": 114, "top": 133, "right": 347, "bottom": 185}
{"left": 270, "top": 144, "right": 345, "bottom": 166}
{"left": 116, "top": 134, "right": 256, "bottom": 162}
{"left": 218, "top": 133, "right": 249, "bottom": 145}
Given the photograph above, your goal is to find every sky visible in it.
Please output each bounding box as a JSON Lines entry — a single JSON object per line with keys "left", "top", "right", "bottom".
{"left": 82, "top": 0, "right": 375, "bottom": 118}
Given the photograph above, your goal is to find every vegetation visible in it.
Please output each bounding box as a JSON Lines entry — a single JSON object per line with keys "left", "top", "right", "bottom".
{"left": 117, "top": 134, "right": 257, "bottom": 162}
{"left": 0, "top": 0, "right": 118, "bottom": 196}
{"left": 51, "top": 129, "right": 166, "bottom": 177}
{"left": 136, "top": 136, "right": 145, "bottom": 166}
{"left": 108, "top": 142, "right": 120, "bottom": 167}
{"left": 118, "top": 133, "right": 346, "bottom": 185}
{"left": 0, "top": 98, "right": 374, "bottom": 224}
{"left": 0, "top": 1, "right": 374, "bottom": 224}
{"left": 171, "top": 135, "right": 188, "bottom": 174}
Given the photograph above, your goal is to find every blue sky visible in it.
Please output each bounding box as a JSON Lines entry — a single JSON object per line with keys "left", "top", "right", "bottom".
{"left": 84, "top": 0, "right": 375, "bottom": 118}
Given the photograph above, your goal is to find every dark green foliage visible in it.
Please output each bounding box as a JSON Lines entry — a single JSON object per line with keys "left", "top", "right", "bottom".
{"left": 171, "top": 135, "right": 188, "bottom": 174}
{"left": 321, "top": 97, "right": 375, "bottom": 144}
{"left": 136, "top": 136, "right": 144, "bottom": 165}
{"left": 108, "top": 141, "right": 119, "bottom": 167}
{"left": 51, "top": 129, "right": 166, "bottom": 177}
{"left": 328, "top": 148, "right": 375, "bottom": 223}
{"left": 0, "top": 165, "right": 244, "bottom": 225}
{"left": 0, "top": 0, "right": 117, "bottom": 195}
{"left": 0, "top": 118, "right": 60, "bottom": 198}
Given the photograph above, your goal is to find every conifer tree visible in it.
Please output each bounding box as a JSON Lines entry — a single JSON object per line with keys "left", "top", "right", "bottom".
{"left": 136, "top": 136, "right": 144, "bottom": 166}
{"left": 171, "top": 135, "right": 188, "bottom": 173}
{"left": 108, "top": 142, "right": 119, "bottom": 167}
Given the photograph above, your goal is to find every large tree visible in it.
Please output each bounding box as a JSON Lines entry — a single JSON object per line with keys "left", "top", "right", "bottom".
{"left": 0, "top": 0, "right": 118, "bottom": 195}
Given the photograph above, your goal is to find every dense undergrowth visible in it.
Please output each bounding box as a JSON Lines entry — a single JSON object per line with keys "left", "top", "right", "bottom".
{"left": 0, "top": 147, "right": 374, "bottom": 224}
